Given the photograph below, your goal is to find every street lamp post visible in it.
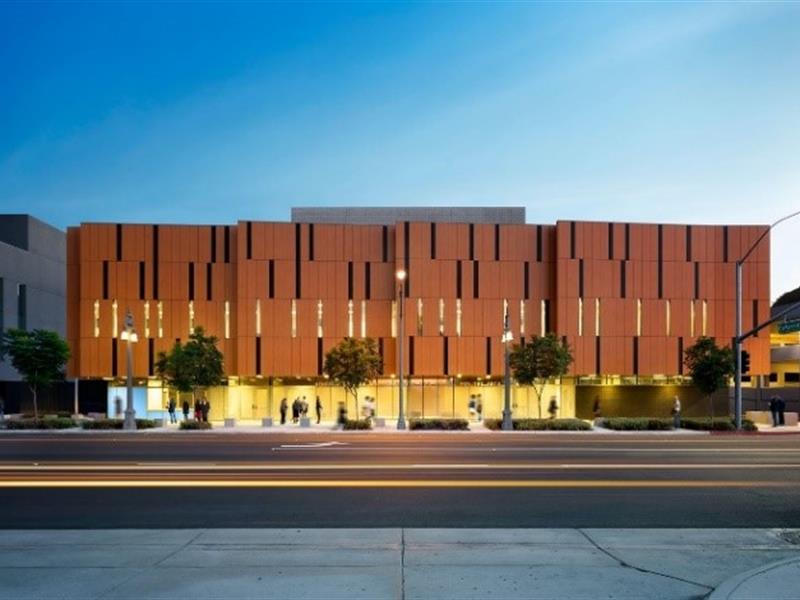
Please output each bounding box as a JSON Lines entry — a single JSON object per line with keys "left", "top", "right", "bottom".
{"left": 396, "top": 269, "right": 407, "bottom": 430}
{"left": 502, "top": 312, "right": 513, "bottom": 431}
{"left": 120, "top": 309, "right": 139, "bottom": 431}
{"left": 734, "top": 210, "right": 800, "bottom": 430}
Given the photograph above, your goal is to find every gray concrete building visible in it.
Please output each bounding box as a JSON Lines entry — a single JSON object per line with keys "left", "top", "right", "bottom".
{"left": 0, "top": 215, "right": 65, "bottom": 381}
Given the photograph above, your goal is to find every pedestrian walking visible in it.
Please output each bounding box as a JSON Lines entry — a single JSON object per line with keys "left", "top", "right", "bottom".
{"left": 194, "top": 399, "right": 201, "bottom": 421}
{"left": 672, "top": 396, "right": 681, "bottom": 429}
{"left": 292, "top": 397, "right": 300, "bottom": 423}
{"left": 476, "top": 395, "right": 483, "bottom": 422}
{"left": 201, "top": 398, "right": 210, "bottom": 423}
{"left": 280, "top": 397, "right": 288, "bottom": 425}
{"left": 769, "top": 396, "right": 779, "bottom": 427}
{"left": 337, "top": 402, "right": 347, "bottom": 430}
{"left": 315, "top": 396, "right": 322, "bottom": 424}
{"left": 468, "top": 395, "right": 477, "bottom": 421}
{"left": 182, "top": 399, "right": 190, "bottom": 421}
{"left": 777, "top": 395, "right": 786, "bottom": 426}
{"left": 592, "top": 397, "right": 602, "bottom": 419}
{"left": 167, "top": 395, "right": 177, "bottom": 424}
{"left": 548, "top": 397, "right": 558, "bottom": 420}
{"left": 301, "top": 396, "right": 309, "bottom": 418}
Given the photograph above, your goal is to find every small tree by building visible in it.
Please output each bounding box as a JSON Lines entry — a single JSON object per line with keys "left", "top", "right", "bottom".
{"left": 155, "top": 327, "right": 224, "bottom": 407}
{"left": 0, "top": 328, "right": 71, "bottom": 419}
{"left": 509, "top": 334, "right": 573, "bottom": 418}
{"left": 323, "top": 337, "right": 382, "bottom": 415}
{"left": 684, "top": 336, "right": 735, "bottom": 419}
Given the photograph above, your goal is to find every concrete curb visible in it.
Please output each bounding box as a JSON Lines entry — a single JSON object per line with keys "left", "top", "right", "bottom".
{"left": 708, "top": 556, "right": 800, "bottom": 599}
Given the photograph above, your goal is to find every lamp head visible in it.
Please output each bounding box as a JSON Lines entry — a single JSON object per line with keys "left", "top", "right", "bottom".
{"left": 396, "top": 269, "right": 407, "bottom": 281}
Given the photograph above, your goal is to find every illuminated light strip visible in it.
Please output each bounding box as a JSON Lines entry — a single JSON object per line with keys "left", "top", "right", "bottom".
{"left": 0, "top": 463, "right": 799, "bottom": 471}
{"left": 0, "top": 480, "right": 789, "bottom": 489}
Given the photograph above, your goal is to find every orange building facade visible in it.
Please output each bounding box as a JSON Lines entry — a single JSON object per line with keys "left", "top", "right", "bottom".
{"left": 66, "top": 214, "right": 770, "bottom": 421}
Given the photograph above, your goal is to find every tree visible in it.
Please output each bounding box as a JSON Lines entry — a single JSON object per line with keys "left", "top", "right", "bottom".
{"left": 684, "top": 336, "right": 735, "bottom": 419}
{"left": 0, "top": 329, "right": 70, "bottom": 419}
{"left": 155, "top": 327, "right": 224, "bottom": 404}
{"left": 509, "top": 334, "right": 573, "bottom": 418}
{"left": 323, "top": 337, "right": 382, "bottom": 414}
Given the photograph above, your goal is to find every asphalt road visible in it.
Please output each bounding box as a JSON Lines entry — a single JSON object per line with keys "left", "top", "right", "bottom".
{"left": 1, "top": 432, "right": 799, "bottom": 528}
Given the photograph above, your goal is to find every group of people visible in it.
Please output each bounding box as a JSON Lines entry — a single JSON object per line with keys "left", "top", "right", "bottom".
{"left": 279, "top": 396, "right": 324, "bottom": 425}
{"left": 769, "top": 395, "right": 786, "bottom": 427}
{"left": 165, "top": 396, "right": 210, "bottom": 423}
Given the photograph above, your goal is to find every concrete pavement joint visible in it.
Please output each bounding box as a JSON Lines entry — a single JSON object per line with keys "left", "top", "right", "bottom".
{"left": 400, "top": 528, "right": 406, "bottom": 600}
{"left": 152, "top": 528, "right": 205, "bottom": 568}
{"left": 577, "top": 528, "right": 713, "bottom": 592}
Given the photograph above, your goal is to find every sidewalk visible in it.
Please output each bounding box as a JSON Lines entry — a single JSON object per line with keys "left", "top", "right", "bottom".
{"left": 0, "top": 528, "right": 797, "bottom": 599}
{"left": 710, "top": 554, "right": 800, "bottom": 599}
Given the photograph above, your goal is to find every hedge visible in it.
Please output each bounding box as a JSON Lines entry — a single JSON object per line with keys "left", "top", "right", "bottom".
{"left": 484, "top": 418, "right": 592, "bottom": 431}
{"left": 342, "top": 419, "right": 372, "bottom": 430}
{"left": 681, "top": 418, "right": 757, "bottom": 432}
{"left": 599, "top": 418, "right": 674, "bottom": 431}
{"left": 409, "top": 418, "right": 470, "bottom": 431}
{"left": 179, "top": 420, "right": 213, "bottom": 430}
{"left": 4, "top": 417, "right": 77, "bottom": 430}
{"left": 82, "top": 418, "right": 159, "bottom": 430}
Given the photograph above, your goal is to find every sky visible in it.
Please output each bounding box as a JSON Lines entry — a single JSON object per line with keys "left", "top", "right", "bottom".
{"left": 1, "top": 1, "right": 799, "bottom": 300}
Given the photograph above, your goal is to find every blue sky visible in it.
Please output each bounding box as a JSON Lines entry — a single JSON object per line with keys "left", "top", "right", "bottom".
{"left": 1, "top": 2, "right": 799, "bottom": 299}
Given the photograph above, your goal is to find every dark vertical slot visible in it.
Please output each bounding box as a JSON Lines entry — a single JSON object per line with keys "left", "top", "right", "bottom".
{"left": 570, "top": 221, "right": 576, "bottom": 259}
{"left": 139, "top": 261, "right": 145, "bottom": 300}
{"left": 536, "top": 225, "right": 543, "bottom": 262}
{"left": 621, "top": 261, "right": 627, "bottom": 298}
{"left": 268, "top": 260, "right": 275, "bottom": 299}
{"left": 443, "top": 337, "right": 449, "bottom": 375}
{"left": 309, "top": 223, "right": 315, "bottom": 261}
{"left": 431, "top": 223, "right": 436, "bottom": 260}
{"left": 625, "top": 223, "right": 630, "bottom": 260}
{"left": 544, "top": 299, "right": 551, "bottom": 333}
{"left": 486, "top": 337, "right": 492, "bottom": 375}
{"left": 578, "top": 259, "right": 584, "bottom": 298}
{"left": 316, "top": 338, "right": 323, "bottom": 376}
{"left": 153, "top": 225, "right": 159, "bottom": 300}
{"left": 378, "top": 338, "right": 385, "bottom": 373}
{"left": 524, "top": 262, "right": 530, "bottom": 300}
{"left": 753, "top": 300, "right": 759, "bottom": 337}
{"left": 678, "top": 337, "right": 684, "bottom": 375}
{"left": 0, "top": 278, "right": 4, "bottom": 332}
{"left": 365, "top": 262, "right": 371, "bottom": 300}
{"left": 17, "top": 284, "right": 26, "bottom": 330}
{"left": 409, "top": 336, "right": 415, "bottom": 376}
{"left": 224, "top": 226, "right": 230, "bottom": 263}
{"left": 210, "top": 226, "right": 217, "bottom": 263}
{"left": 633, "top": 337, "right": 639, "bottom": 375}
{"left": 494, "top": 224, "right": 500, "bottom": 260}
{"left": 456, "top": 260, "right": 462, "bottom": 299}
{"left": 256, "top": 338, "right": 262, "bottom": 376}
{"left": 403, "top": 222, "right": 410, "bottom": 296}
{"left": 723, "top": 226, "right": 729, "bottom": 262}
{"left": 188, "top": 263, "right": 195, "bottom": 301}
{"left": 111, "top": 340, "right": 118, "bottom": 377}
{"left": 608, "top": 223, "right": 614, "bottom": 260}
{"left": 473, "top": 261, "right": 480, "bottom": 298}
{"left": 694, "top": 262, "right": 700, "bottom": 299}
{"left": 347, "top": 262, "right": 354, "bottom": 300}
{"left": 595, "top": 336, "right": 601, "bottom": 375}
{"left": 294, "top": 223, "right": 301, "bottom": 298}
{"left": 468, "top": 224, "right": 475, "bottom": 260}
{"left": 657, "top": 225, "right": 663, "bottom": 299}
{"left": 686, "top": 225, "right": 692, "bottom": 262}
{"left": 148, "top": 339, "right": 154, "bottom": 376}
{"left": 206, "top": 263, "right": 212, "bottom": 300}
{"left": 246, "top": 221, "right": 252, "bottom": 260}
{"left": 382, "top": 226, "right": 388, "bottom": 262}
{"left": 116, "top": 224, "right": 122, "bottom": 261}
{"left": 102, "top": 261, "right": 109, "bottom": 299}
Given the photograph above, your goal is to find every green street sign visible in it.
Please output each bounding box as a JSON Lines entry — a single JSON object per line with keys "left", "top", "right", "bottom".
{"left": 778, "top": 319, "right": 800, "bottom": 334}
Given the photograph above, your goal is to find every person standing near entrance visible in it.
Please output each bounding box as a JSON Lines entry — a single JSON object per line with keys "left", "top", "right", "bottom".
{"left": 315, "top": 396, "right": 323, "bottom": 424}
{"left": 769, "top": 396, "right": 779, "bottom": 427}
{"left": 280, "top": 398, "right": 288, "bottom": 425}
{"left": 777, "top": 395, "right": 786, "bottom": 426}
{"left": 167, "top": 395, "right": 177, "bottom": 424}
{"left": 672, "top": 396, "right": 681, "bottom": 429}
{"left": 182, "top": 399, "right": 190, "bottom": 421}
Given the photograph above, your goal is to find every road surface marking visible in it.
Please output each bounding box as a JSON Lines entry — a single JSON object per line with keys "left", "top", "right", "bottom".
{"left": 0, "top": 479, "right": 790, "bottom": 489}
{"left": 278, "top": 442, "right": 349, "bottom": 448}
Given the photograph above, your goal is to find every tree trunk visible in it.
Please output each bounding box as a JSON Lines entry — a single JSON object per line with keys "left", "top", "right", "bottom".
{"left": 709, "top": 394, "right": 714, "bottom": 422}
{"left": 534, "top": 383, "right": 544, "bottom": 419}
{"left": 31, "top": 386, "right": 38, "bottom": 420}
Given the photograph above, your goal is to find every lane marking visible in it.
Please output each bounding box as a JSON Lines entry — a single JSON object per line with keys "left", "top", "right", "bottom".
{"left": 0, "top": 479, "right": 790, "bottom": 489}
{"left": 278, "top": 441, "right": 349, "bottom": 449}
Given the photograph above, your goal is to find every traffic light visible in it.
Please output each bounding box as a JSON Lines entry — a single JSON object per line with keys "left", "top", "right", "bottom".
{"left": 740, "top": 349, "right": 751, "bottom": 374}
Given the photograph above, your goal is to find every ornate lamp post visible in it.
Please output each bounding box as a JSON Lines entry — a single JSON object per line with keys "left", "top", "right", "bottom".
{"left": 120, "top": 309, "right": 139, "bottom": 431}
